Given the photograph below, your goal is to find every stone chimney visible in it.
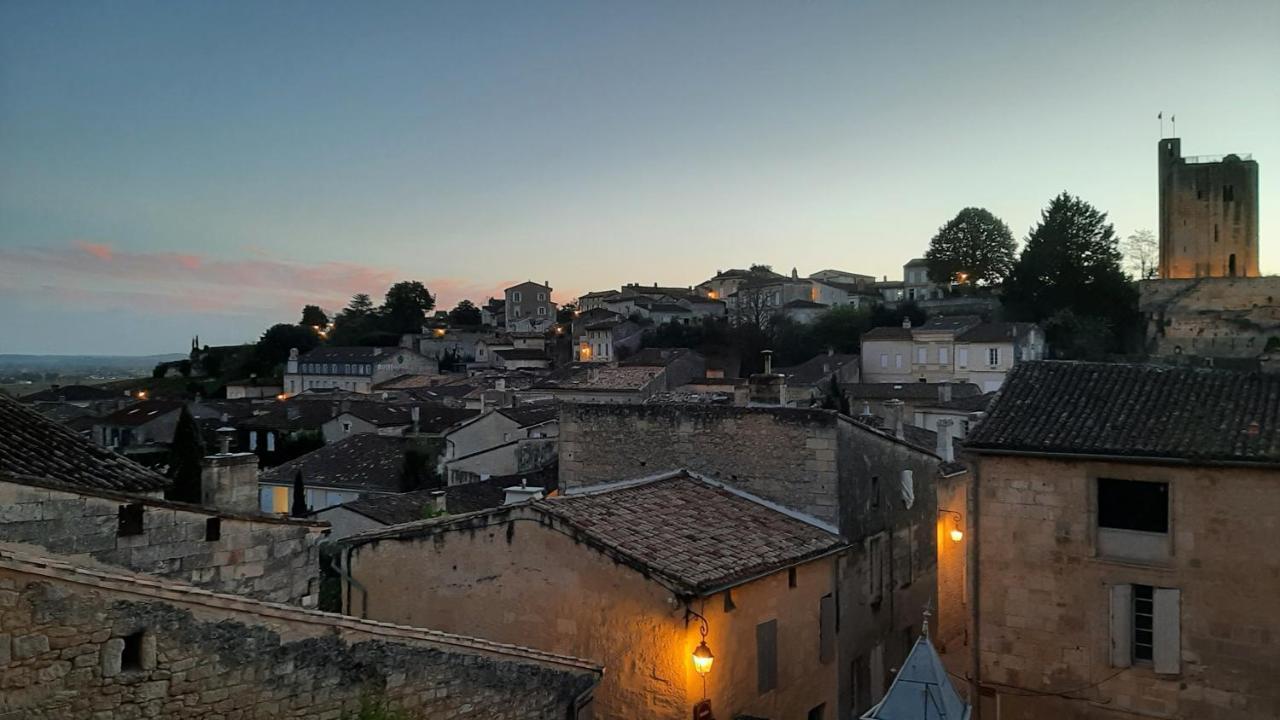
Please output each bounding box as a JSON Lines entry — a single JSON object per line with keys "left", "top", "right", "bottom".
{"left": 938, "top": 383, "right": 952, "bottom": 404}
{"left": 902, "top": 316, "right": 913, "bottom": 329}
{"left": 749, "top": 351, "right": 787, "bottom": 406}
{"left": 428, "top": 490, "right": 447, "bottom": 514}
{"left": 411, "top": 405, "right": 420, "bottom": 434}
{"left": 503, "top": 478, "right": 545, "bottom": 505}
{"left": 495, "top": 377, "right": 506, "bottom": 391}
{"left": 199, "top": 428, "right": 258, "bottom": 513}
{"left": 882, "top": 399, "right": 905, "bottom": 440}
{"left": 935, "top": 418, "right": 955, "bottom": 462}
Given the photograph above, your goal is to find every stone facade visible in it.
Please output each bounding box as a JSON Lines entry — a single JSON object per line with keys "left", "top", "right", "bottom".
{"left": 0, "top": 478, "right": 323, "bottom": 606}
{"left": 969, "top": 454, "right": 1280, "bottom": 719}
{"left": 0, "top": 547, "right": 599, "bottom": 719}
{"left": 1158, "top": 138, "right": 1259, "bottom": 279}
{"left": 343, "top": 503, "right": 840, "bottom": 720}
{"left": 1139, "top": 276, "right": 1280, "bottom": 359}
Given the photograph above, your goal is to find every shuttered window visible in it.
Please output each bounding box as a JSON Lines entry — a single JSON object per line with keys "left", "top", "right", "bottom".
{"left": 1110, "top": 583, "right": 1180, "bottom": 674}
{"left": 756, "top": 620, "right": 778, "bottom": 693}
{"left": 819, "top": 594, "right": 836, "bottom": 664}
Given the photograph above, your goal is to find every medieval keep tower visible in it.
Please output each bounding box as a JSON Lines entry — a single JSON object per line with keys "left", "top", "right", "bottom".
{"left": 1158, "top": 138, "right": 1259, "bottom": 279}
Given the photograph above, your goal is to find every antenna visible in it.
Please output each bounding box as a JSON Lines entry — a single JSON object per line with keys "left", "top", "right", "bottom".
{"left": 1158, "top": 111, "right": 1164, "bottom": 138}
{"left": 1171, "top": 113, "right": 1176, "bottom": 138}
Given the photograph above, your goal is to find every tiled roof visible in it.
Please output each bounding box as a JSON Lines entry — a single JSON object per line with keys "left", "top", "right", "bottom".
{"left": 956, "top": 322, "right": 1037, "bottom": 343}
{"left": 0, "top": 393, "right": 170, "bottom": 493}
{"left": 861, "top": 326, "right": 914, "bottom": 341}
{"left": 965, "top": 361, "right": 1280, "bottom": 464}
{"left": 535, "top": 474, "right": 845, "bottom": 594}
{"left": 20, "top": 385, "right": 120, "bottom": 402}
{"left": 641, "top": 303, "right": 692, "bottom": 313}
{"left": 342, "top": 402, "right": 477, "bottom": 432}
{"left": 298, "top": 346, "right": 407, "bottom": 364}
{"left": 339, "top": 466, "right": 560, "bottom": 525}
{"left": 782, "top": 299, "right": 828, "bottom": 309}
{"left": 533, "top": 365, "right": 662, "bottom": 392}
{"left": 496, "top": 403, "right": 559, "bottom": 428}
{"left": 240, "top": 401, "right": 337, "bottom": 431}
{"left": 495, "top": 348, "right": 549, "bottom": 361}
{"left": 776, "top": 353, "right": 857, "bottom": 386}
{"left": 620, "top": 347, "right": 698, "bottom": 368}
{"left": 918, "top": 315, "right": 982, "bottom": 333}
{"left": 260, "top": 434, "right": 410, "bottom": 492}
{"left": 99, "top": 400, "right": 186, "bottom": 427}
{"left": 919, "top": 391, "right": 996, "bottom": 413}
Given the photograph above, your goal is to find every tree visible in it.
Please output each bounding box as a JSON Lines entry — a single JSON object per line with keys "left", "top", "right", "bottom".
{"left": 925, "top": 207, "right": 1017, "bottom": 286}
{"left": 291, "top": 470, "right": 308, "bottom": 517}
{"left": 810, "top": 306, "right": 872, "bottom": 354}
{"left": 328, "top": 293, "right": 380, "bottom": 346}
{"left": 255, "top": 324, "right": 318, "bottom": 374}
{"left": 382, "top": 281, "right": 436, "bottom": 334}
{"left": 1123, "top": 229, "right": 1159, "bottom": 280}
{"left": 447, "top": 299, "right": 482, "bottom": 327}
{"left": 557, "top": 302, "right": 577, "bottom": 324}
{"left": 300, "top": 304, "right": 329, "bottom": 328}
{"left": 1003, "top": 192, "right": 1139, "bottom": 353}
{"left": 165, "top": 406, "right": 205, "bottom": 504}
{"left": 870, "top": 301, "right": 926, "bottom": 329}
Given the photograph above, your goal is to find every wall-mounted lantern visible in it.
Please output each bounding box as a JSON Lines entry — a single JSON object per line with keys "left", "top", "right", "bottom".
{"left": 687, "top": 608, "right": 714, "bottom": 676}
{"left": 939, "top": 508, "right": 964, "bottom": 542}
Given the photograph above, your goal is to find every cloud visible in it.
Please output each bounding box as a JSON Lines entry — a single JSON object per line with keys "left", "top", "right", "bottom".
{"left": 0, "top": 243, "right": 515, "bottom": 321}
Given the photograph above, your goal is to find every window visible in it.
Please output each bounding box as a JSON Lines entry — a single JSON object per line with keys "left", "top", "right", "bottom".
{"left": 121, "top": 631, "right": 146, "bottom": 672}
{"left": 916, "top": 346, "right": 927, "bottom": 364}
{"left": 1098, "top": 478, "right": 1168, "bottom": 533}
{"left": 537, "top": 292, "right": 545, "bottom": 301}
{"left": 118, "top": 503, "right": 144, "bottom": 537}
{"left": 879, "top": 354, "right": 888, "bottom": 368}
{"left": 1223, "top": 185, "right": 1234, "bottom": 202}
{"left": 341, "top": 421, "right": 352, "bottom": 433}
{"left": 957, "top": 348, "right": 968, "bottom": 368}
{"left": 266, "top": 432, "right": 276, "bottom": 452}
{"left": 1214, "top": 225, "right": 1219, "bottom": 243}
{"left": 788, "top": 567, "right": 797, "bottom": 588}
{"left": 894, "top": 354, "right": 903, "bottom": 369}
{"left": 513, "top": 291, "right": 522, "bottom": 302}
{"left": 204, "top": 517, "right": 221, "bottom": 542}
{"left": 819, "top": 593, "right": 836, "bottom": 664}
{"left": 870, "top": 476, "right": 880, "bottom": 509}
{"left": 756, "top": 620, "right": 778, "bottom": 693}
{"left": 939, "top": 347, "right": 949, "bottom": 365}
{"left": 537, "top": 306, "right": 547, "bottom": 316}
{"left": 850, "top": 656, "right": 870, "bottom": 714}
{"left": 1110, "top": 584, "right": 1180, "bottom": 674}
{"left": 808, "top": 705, "right": 826, "bottom": 720}
{"left": 867, "top": 533, "right": 885, "bottom": 604}
{"left": 988, "top": 348, "right": 999, "bottom": 365}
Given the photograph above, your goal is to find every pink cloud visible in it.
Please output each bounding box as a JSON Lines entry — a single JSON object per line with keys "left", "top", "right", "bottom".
{"left": 0, "top": 243, "right": 517, "bottom": 321}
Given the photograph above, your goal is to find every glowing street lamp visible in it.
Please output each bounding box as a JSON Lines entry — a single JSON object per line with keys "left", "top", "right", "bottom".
{"left": 939, "top": 509, "right": 964, "bottom": 542}
{"left": 687, "top": 608, "right": 715, "bottom": 677}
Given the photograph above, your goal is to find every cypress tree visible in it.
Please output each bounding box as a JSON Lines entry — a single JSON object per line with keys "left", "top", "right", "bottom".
{"left": 291, "top": 470, "right": 308, "bottom": 517}
{"left": 166, "top": 406, "right": 205, "bottom": 504}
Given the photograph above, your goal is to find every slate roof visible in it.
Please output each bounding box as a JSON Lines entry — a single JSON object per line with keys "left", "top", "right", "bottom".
{"left": 776, "top": 353, "right": 857, "bottom": 386}
{"left": 99, "top": 400, "right": 186, "bottom": 427}
{"left": 621, "top": 347, "right": 699, "bottom": 368}
{"left": 0, "top": 393, "right": 170, "bottom": 493}
{"left": 496, "top": 404, "right": 559, "bottom": 428}
{"left": 260, "top": 434, "right": 409, "bottom": 492}
{"left": 844, "top": 382, "right": 983, "bottom": 402}
{"left": 341, "top": 402, "right": 477, "bottom": 432}
{"left": 535, "top": 474, "right": 845, "bottom": 594}
{"left": 918, "top": 392, "right": 997, "bottom": 413}
{"left": 861, "top": 326, "right": 914, "bottom": 341}
{"left": 918, "top": 315, "right": 982, "bottom": 333}
{"left": 240, "top": 401, "right": 337, "bottom": 431}
{"left": 956, "top": 322, "right": 1037, "bottom": 343}
{"left": 965, "top": 361, "right": 1280, "bottom": 464}
{"left": 862, "top": 632, "right": 970, "bottom": 720}
{"left": 20, "top": 385, "right": 120, "bottom": 403}
{"left": 338, "top": 465, "right": 560, "bottom": 524}
{"left": 495, "top": 348, "right": 550, "bottom": 361}
{"left": 297, "top": 346, "right": 405, "bottom": 364}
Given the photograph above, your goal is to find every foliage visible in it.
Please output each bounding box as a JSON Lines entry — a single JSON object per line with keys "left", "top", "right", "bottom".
{"left": 1003, "top": 192, "right": 1140, "bottom": 354}
{"left": 255, "top": 324, "right": 319, "bottom": 375}
{"left": 270, "top": 430, "right": 325, "bottom": 467}
{"left": 1122, "top": 229, "right": 1159, "bottom": 280}
{"left": 300, "top": 304, "right": 329, "bottom": 328}
{"left": 925, "top": 207, "right": 1017, "bottom": 286}
{"left": 1043, "top": 309, "right": 1114, "bottom": 361}
{"left": 1266, "top": 336, "right": 1280, "bottom": 353}
{"left": 165, "top": 406, "right": 205, "bottom": 503}
{"left": 316, "top": 541, "right": 343, "bottom": 613}
{"left": 821, "top": 373, "right": 847, "bottom": 413}
{"left": 421, "top": 505, "right": 448, "bottom": 520}
{"left": 291, "top": 470, "right": 308, "bottom": 517}
{"left": 400, "top": 445, "right": 442, "bottom": 492}
{"left": 556, "top": 302, "right": 577, "bottom": 324}
{"left": 382, "top": 281, "right": 437, "bottom": 334}
{"left": 447, "top": 299, "right": 482, "bottom": 327}
{"left": 328, "top": 294, "right": 381, "bottom": 346}
{"left": 869, "top": 301, "right": 927, "bottom": 329}
{"left": 810, "top": 306, "right": 872, "bottom": 354}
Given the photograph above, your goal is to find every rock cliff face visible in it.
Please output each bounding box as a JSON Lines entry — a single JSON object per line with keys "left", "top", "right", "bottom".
{"left": 1139, "top": 277, "right": 1280, "bottom": 359}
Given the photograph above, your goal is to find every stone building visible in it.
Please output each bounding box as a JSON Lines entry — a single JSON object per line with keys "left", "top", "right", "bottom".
{"left": 0, "top": 545, "right": 601, "bottom": 719}
{"left": 557, "top": 402, "right": 953, "bottom": 718}
{"left": 283, "top": 345, "right": 435, "bottom": 395}
{"left": 340, "top": 471, "right": 846, "bottom": 720}
{"left": 505, "top": 280, "right": 557, "bottom": 331}
{"left": 1158, "top": 137, "right": 1260, "bottom": 279}
{"left": 962, "top": 361, "right": 1280, "bottom": 719}
{"left": 860, "top": 316, "right": 1044, "bottom": 391}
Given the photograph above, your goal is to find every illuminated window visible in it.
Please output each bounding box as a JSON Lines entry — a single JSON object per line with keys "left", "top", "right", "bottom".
{"left": 272, "top": 486, "right": 289, "bottom": 513}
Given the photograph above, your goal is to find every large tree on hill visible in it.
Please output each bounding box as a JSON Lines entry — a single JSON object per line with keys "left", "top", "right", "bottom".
{"left": 1003, "top": 192, "right": 1139, "bottom": 354}
{"left": 165, "top": 406, "right": 205, "bottom": 504}
{"left": 382, "top": 281, "right": 436, "bottom": 334}
{"left": 300, "top": 304, "right": 329, "bottom": 328}
{"left": 1122, "top": 229, "right": 1158, "bottom": 280}
{"left": 255, "top": 324, "right": 319, "bottom": 373}
{"left": 925, "top": 207, "right": 1017, "bottom": 286}
{"left": 328, "top": 293, "right": 380, "bottom": 345}
{"left": 447, "top": 299, "right": 482, "bottom": 327}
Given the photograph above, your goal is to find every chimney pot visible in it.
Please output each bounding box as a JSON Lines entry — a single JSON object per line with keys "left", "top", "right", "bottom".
{"left": 902, "top": 316, "right": 912, "bottom": 329}
{"left": 762, "top": 350, "right": 774, "bottom": 375}
{"left": 939, "top": 383, "right": 952, "bottom": 403}
{"left": 936, "top": 418, "right": 955, "bottom": 462}
{"left": 882, "top": 399, "right": 905, "bottom": 440}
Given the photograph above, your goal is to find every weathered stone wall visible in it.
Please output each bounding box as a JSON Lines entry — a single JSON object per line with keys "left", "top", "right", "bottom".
{"left": 559, "top": 403, "right": 841, "bottom": 525}
{"left": 0, "top": 478, "right": 323, "bottom": 605}
{"left": 975, "top": 455, "right": 1280, "bottom": 719}
{"left": 1139, "top": 276, "right": 1280, "bottom": 358}
{"left": 344, "top": 506, "right": 838, "bottom": 720}
{"left": 0, "top": 548, "right": 598, "bottom": 719}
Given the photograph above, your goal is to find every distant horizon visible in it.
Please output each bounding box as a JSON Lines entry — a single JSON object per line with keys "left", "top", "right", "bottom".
{"left": 3, "top": 1, "right": 1277, "bottom": 354}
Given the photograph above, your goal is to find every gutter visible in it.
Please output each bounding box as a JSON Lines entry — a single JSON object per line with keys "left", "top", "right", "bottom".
{"left": 692, "top": 543, "right": 850, "bottom": 598}
{"left": 962, "top": 446, "right": 1280, "bottom": 470}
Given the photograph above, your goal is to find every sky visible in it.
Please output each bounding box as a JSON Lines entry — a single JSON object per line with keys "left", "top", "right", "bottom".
{"left": 2, "top": 0, "right": 1278, "bottom": 355}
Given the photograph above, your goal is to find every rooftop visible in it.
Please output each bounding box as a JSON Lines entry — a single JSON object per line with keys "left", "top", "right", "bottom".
{"left": 297, "top": 346, "right": 411, "bottom": 365}
{"left": 337, "top": 465, "right": 560, "bottom": 524}
{"left": 20, "top": 384, "right": 120, "bottom": 403}
{"left": 844, "top": 382, "right": 983, "bottom": 402}
{"left": 260, "top": 434, "right": 415, "bottom": 492}
{"left": 956, "top": 322, "right": 1038, "bottom": 343}
{"left": 98, "top": 399, "right": 186, "bottom": 427}
{"left": 861, "top": 326, "right": 914, "bottom": 341}
{"left": 494, "top": 348, "right": 550, "bottom": 361}
{"left": 965, "top": 361, "right": 1280, "bottom": 464}
{"left": 776, "top": 352, "right": 858, "bottom": 386}
{"left": 495, "top": 403, "right": 560, "bottom": 428}
{"left": 533, "top": 364, "right": 663, "bottom": 392}
{"left": 0, "top": 393, "right": 170, "bottom": 493}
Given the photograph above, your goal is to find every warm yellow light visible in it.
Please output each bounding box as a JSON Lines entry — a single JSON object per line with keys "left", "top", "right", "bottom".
{"left": 707, "top": 291, "right": 718, "bottom": 299}
{"left": 950, "top": 528, "right": 964, "bottom": 543}
{"left": 580, "top": 345, "right": 592, "bottom": 360}
{"left": 692, "top": 640, "right": 714, "bottom": 675}
{"left": 136, "top": 390, "right": 148, "bottom": 400}
{"left": 433, "top": 328, "right": 446, "bottom": 337}
{"left": 276, "top": 393, "right": 288, "bottom": 401}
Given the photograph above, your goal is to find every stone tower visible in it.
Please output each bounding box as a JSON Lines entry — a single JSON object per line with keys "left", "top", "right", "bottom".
{"left": 1158, "top": 138, "right": 1259, "bottom": 279}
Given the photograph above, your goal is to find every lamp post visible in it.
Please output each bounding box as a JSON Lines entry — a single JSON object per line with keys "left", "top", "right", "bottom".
{"left": 686, "top": 607, "right": 714, "bottom": 699}
{"left": 939, "top": 508, "right": 964, "bottom": 542}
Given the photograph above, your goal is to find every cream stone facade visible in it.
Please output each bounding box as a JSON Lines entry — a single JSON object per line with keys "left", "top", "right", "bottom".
{"left": 1158, "top": 138, "right": 1259, "bottom": 280}
{"left": 342, "top": 501, "right": 842, "bottom": 720}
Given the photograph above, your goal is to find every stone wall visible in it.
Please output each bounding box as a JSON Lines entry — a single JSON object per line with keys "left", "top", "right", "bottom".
{"left": 0, "top": 547, "right": 599, "bottom": 719}
{"left": 1139, "top": 276, "right": 1280, "bottom": 358}
{"left": 0, "top": 478, "right": 323, "bottom": 606}
{"left": 974, "top": 455, "right": 1280, "bottom": 719}
{"left": 558, "top": 403, "right": 841, "bottom": 525}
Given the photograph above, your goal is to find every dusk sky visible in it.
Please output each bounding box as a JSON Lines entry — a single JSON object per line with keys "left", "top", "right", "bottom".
{"left": 2, "top": 0, "right": 1277, "bottom": 355}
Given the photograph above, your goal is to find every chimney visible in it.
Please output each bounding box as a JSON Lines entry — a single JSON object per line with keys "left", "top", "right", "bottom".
{"left": 340, "top": 399, "right": 351, "bottom": 414}
{"left": 935, "top": 418, "right": 955, "bottom": 462}
{"left": 762, "top": 350, "right": 774, "bottom": 375}
{"left": 503, "top": 478, "right": 545, "bottom": 505}
{"left": 938, "top": 383, "right": 952, "bottom": 403}
{"left": 883, "top": 399, "right": 905, "bottom": 440}
{"left": 411, "top": 405, "right": 420, "bottom": 434}
{"left": 495, "top": 378, "right": 506, "bottom": 391}
{"left": 902, "top": 316, "right": 912, "bottom": 329}
{"left": 200, "top": 429, "right": 258, "bottom": 513}
{"left": 827, "top": 347, "right": 834, "bottom": 357}
{"left": 428, "top": 490, "right": 447, "bottom": 514}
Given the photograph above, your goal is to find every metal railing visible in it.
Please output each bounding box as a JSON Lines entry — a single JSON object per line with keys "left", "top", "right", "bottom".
{"left": 1183, "top": 153, "right": 1252, "bottom": 164}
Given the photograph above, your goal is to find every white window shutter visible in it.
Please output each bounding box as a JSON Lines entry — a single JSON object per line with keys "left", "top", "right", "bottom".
{"left": 1153, "top": 588, "right": 1181, "bottom": 674}
{"left": 1109, "top": 584, "right": 1132, "bottom": 668}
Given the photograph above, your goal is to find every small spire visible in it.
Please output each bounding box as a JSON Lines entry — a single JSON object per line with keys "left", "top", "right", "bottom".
{"left": 922, "top": 600, "right": 932, "bottom": 638}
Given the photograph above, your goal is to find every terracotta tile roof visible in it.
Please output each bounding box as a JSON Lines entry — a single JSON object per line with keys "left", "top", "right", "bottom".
{"left": 259, "top": 434, "right": 410, "bottom": 492}
{"left": 496, "top": 403, "right": 559, "bottom": 428}
{"left": 536, "top": 473, "right": 845, "bottom": 594}
{"left": 0, "top": 393, "right": 170, "bottom": 493}
{"left": 861, "top": 326, "right": 914, "bottom": 341}
{"left": 965, "top": 361, "right": 1280, "bottom": 464}
{"left": 20, "top": 384, "right": 120, "bottom": 402}
{"left": 97, "top": 400, "right": 186, "bottom": 427}
{"left": 340, "top": 466, "right": 560, "bottom": 524}
{"left": 776, "top": 353, "right": 857, "bottom": 386}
